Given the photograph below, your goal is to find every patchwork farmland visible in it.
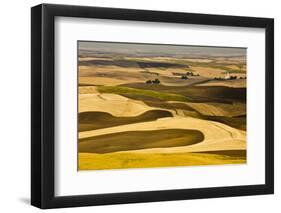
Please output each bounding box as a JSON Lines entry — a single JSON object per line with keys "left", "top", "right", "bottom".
{"left": 78, "top": 41, "right": 247, "bottom": 170}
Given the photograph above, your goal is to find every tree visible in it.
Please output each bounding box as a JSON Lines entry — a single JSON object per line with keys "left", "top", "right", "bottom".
{"left": 152, "top": 78, "right": 160, "bottom": 84}
{"left": 181, "top": 75, "right": 188, "bottom": 80}
{"left": 146, "top": 79, "right": 161, "bottom": 84}
{"left": 186, "top": 71, "right": 194, "bottom": 76}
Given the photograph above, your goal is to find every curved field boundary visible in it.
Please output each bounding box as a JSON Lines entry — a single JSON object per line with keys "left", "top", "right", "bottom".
{"left": 79, "top": 110, "right": 173, "bottom": 132}
{"left": 79, "top": 129, "right": 204, "bottom": 154}
{"left": 79, "top": 117, "right": 246, "bottom": 154}
{"left": 79, "top": 93, "right": 166, "bottom": 116}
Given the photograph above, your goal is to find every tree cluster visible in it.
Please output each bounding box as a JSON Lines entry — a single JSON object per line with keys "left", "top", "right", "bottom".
{"left": 186, "top": 71, "right": 200, "bottom": 76}
{"left": 214, "top": 75, "right": 239, "bottom": 80}
{"left": 146, "top": 78, "right": 161, "bottom": 84}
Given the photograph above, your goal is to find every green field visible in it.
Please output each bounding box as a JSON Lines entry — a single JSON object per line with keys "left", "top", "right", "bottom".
{"left": 122, "top": 83, "right": 246, "bottom": 103}
{"left": 97, "top": 85, "right": 191, "bottom": 102}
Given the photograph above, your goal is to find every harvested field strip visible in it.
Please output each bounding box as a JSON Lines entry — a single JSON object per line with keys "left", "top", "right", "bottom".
{"left": 194, "top": 149, "right": 246, "bottom": 158}
{"left": 196, "top": 79, "right": 246, "bottom": 88}
{"left": 79, "top": 152, "right": 245, "bottom": 170}
{"left": 179, "top": 109, "right": 246, "bottom": 131}
{"left": 79, "top": 110, "right": 173, "bottom": 132}
{"left": 79, "top": 59, "right": 188, "bottom": 68}
{"left": 79, "top": 129, "right": 204, "bottom": 154}
{"left": 177, "top": 110, "right": 246, "bottom": 131}
{"left": 186, "top": 102, "right": 246, "bottom": 117}
{"left": 79, "top": 83, "right": 98, "bottom": 87}
{"left": 176, "top": 60, "right": 245, "bottom": 73}
{"left": 79, "top": 93, "right": 159, "bottom": 116}
{"left": 97, "top": 85, "right": 191, "bottom": 102}
{"left": 119, "top": 94, "right": 195, "bottom": 111}
{"left": 79, "top": 86, "right": 97, "bottom": 94}
{"left": 201, "top": 115, "right": 246, "bottom": 131}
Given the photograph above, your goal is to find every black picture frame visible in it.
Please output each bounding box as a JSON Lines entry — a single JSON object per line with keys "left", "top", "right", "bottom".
{"left": 31, "top": 3, "right": 274, "bottom": 209}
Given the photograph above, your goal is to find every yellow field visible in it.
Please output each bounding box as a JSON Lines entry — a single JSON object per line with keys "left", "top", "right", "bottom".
{"left": 79, "top": 152, "right": 246, "bottom": 170}
{"left": 79, "top": 93, "right": 163, "bottom": 116}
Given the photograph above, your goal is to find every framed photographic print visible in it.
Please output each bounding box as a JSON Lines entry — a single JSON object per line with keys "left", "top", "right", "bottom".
{"left": 31, "top": 3, "right": 274, "bottom": 209}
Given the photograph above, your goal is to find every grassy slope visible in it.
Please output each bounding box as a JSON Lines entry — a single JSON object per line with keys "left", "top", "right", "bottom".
{"left": 97, "top": 85, "right": 191, "bottom": 102}
{"left": 122, "top": 83, "right": 246, "bottom": 103}
{"left": 79, "top": 151, "right": 246, "bottom": 170}
{"left": 79, "top": 129, "right": 204, "bottom": 154}
{"left": 79, "top": 110, "right": 173, "bottom": 132}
